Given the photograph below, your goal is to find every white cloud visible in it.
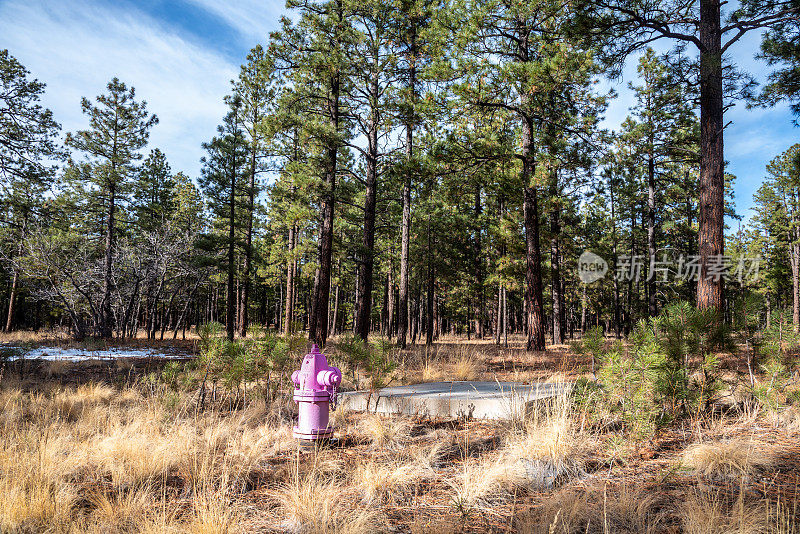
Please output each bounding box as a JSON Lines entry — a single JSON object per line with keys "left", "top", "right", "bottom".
{"left": 0, "top": 0, "right": 238, "bottom": 178}
{"left": 184, "top": 0, "right": 285, "bottom": 43}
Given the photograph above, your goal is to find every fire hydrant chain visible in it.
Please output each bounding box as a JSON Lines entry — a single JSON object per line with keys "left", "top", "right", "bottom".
{"left": 329, "top": 384, "right": 338, "bottom": 412}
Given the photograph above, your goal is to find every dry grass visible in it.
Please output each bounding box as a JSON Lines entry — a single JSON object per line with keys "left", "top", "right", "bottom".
{"left": 517, "top": 485, "right": 663, "bottom": 534}
{"left": 357, "top": 413, "right": 412, "bottom": 447}
{"left": 351, "top": 458, "right": 427, "bottom": 503}
{"left": 680, "top": 490, "right": 798, "bottom": 534}
{"left": 452, "top": 356, "right": 479, "bottom": 381}
{"left": 0, "top": 328, "right": 201, "bottom": 358}
{"left": 421, "top": 361, "right": 444, "bottom": 382}
{"left": 681, "top": 439, "right": 774, "bottom": 480}
{"left": 2, "top": 337, "right": 800, "bottom": 534}
{"left": 446, "top": 393, "right": 593, "bottom": 513}
{"left": 448, "top": 455, "right": 528, "bottom": 511}
{"left": 502, "top": 393, "right": 592, "bottom": 488}
{"left": 270, "top": 470, "right": 381, "bottom": 533}
{"left": 0, "top": 382, "right": 282, "bottom": 533}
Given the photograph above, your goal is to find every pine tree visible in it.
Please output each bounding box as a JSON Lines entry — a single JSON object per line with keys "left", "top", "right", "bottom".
{"left": 65, "top": 78, "right": 157, "bottom": 338}
{"left": 0, "top": 50, "right": 63, "bottom": 331}
{"left": 133, "top": 148, "right": 176, "bottom": 233}
{"left": 344, "top": 0, "right": 397, "bottom": 341}
{"left": 273, "top": 0, "right": 357, "bottom": 345}
{"left": 389, "top": 0, "right": 438, "bottom": 348}
{"left": 757, "top": 1, "right": 800, "bottom": 121}
{"left": 199, "top": 96, "right": 248, "bottom": 341}
{"left": 452, "top": 0, "right": 605, "bottom": 350}
{"left": 574, "top": 0, "right": 800, "bottom": 311}
{"left": 752, "top": 144, "right": 800, "bottom": 330}
{"left": 620, "top": 48, "right": 697, "bottom": 317}
{"left": 233, "top": 44, "right": 278, "bottom": 337}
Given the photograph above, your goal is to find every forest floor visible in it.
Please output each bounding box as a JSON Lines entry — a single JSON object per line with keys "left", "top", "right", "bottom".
{"left": 1, "top": 332, "right": 799, "bottom": 533}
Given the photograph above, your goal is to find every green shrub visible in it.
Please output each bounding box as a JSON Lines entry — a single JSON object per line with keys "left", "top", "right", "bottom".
{"left": 195, "top": 321, "right": 305, "bottom": 408}
{"left": 581, "top": 302, "right": 731, "bottom": 439}
{"left": 571, "top": 326, "right": 606, "bottom": 375}
{"left": 743, "top": 308, "right": 800, "bottom": 413}
{"left": 335, "top": 335, "right": 397, "bottom": 391}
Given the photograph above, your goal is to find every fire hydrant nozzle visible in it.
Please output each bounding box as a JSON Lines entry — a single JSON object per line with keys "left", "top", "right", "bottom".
{"left": 291, "top": 344, "right": 341, "bottom": 441}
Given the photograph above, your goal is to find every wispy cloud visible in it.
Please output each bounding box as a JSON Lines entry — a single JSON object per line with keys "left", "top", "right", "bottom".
{"left": 0, "top": 0, "right": 238, "bottom": 177}
{"left": 184, "top": 0, "right": 285, "bottom": 43}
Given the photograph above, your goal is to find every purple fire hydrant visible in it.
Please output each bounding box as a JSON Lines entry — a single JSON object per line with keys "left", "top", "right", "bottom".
{"left": 291, "top": 344, "right": 342, "bottom": 441}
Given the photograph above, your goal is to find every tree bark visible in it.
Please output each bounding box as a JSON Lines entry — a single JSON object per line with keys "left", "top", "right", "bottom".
{"left": 609, "top": 168, "right": 621, "bottom": 338}
{"left": 226, "top": 137, "right": 237, "bottom": 341}
{"left": 426, "top": 219, "right": 435, "bottom": 346}
{"left": 5, "top": 269, "right": 17, "bottom": 332}
{"left": 791, "top": 214, "right": 800, "bottom": 331}
{"left": 696, "top": 0, "right": 725, "bottom": 312}
{"left": 550, "top": 202, "right": 564, "bottom": 344}
{"left": 238, "top": 143, "right": 257, "bottom": 337}
{"left": 502, "top": 286, "right": 508, "bottom": 348}
{"left": 387, "top": 262, "right": 395, "bottom": 338}
{"left": 397, "top": 21, "right": 416, "bottom": 350}
{"left": 100, "top": 183, "right": 115, "bottom": 338}
{"left": 494, "top": 286, "right": 500, "bottom": 345}
{"left": 473, "top": 183, "right": 484, "bottom": 338}
{"left": 354, "top": 73, "right": 379, "bottom": 341}
{"left": 647, "top": 148, "right": 657, "bottom": 317}
{"left": 522, "top": 112, "right": 546, "bottom": 351}
{"left": 791, "top": 245, "right": 799, "bottom": 331}
{"left": 284, "top": 225, "right": 297, "bottom": 336}
{"left": 309, "top": 74, "right": 340, "bottom": 346}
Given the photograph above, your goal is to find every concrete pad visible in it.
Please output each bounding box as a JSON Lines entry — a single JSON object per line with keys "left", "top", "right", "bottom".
{"left": 338, "top": 381, "right": 568, "bottom": 420}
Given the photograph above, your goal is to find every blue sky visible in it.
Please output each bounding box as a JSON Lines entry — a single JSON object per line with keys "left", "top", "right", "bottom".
{"left": 1, "top": 0, "right": 797, "bottom": 223}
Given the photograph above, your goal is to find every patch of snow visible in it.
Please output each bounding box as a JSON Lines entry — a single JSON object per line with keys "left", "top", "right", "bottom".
{"left": 2, "top": 346, "right": 189, "bottom": 362}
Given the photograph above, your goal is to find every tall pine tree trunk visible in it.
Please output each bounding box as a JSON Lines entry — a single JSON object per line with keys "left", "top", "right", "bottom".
{"left": 226, "top": 139, "right": 237, "bottom": 341}
{"left": 697, "top": 0, "right": 725, "bottom": 312}
{"left": 473, "top": 184, "right": 484, "bottom": 338}
{"left": 426, "top": 218, "right": 435, "bottom": 346}
{"left": 387, "top": 262, "right": 395, "bottom": 338}
{"left": 284, "top": 225, "right": 297, "bottom": 336}
{"left": 310, "top": 73, "right": 340, "bottom": 346}
{"left": 521, "top": 112, "right": 546, "bottom": 351}
{"left": 5, "top": 269, "right": 17, "bottom": 332}
{"left": 355, "top": 77, "right": 379, "bottom": 341}
{"left": 791, "top": 243, "right": 799, "bottom": 331}
{"left": 609, "top": 169, "right": 621, "bottom": 338}
{"left": 495, "top": 286, "right": 502, "bottom": 345}
{"left": 397, "top": 23, "right": 416, "bottom": 350}
{"left": 647, "top": 150, "right": 657, "bottom": 317}
{"left": 239, "top": 147, "right": 257, "bottom": 337}
{"left": 551, "top": 203, "right": 564, "bottom": 344}
{"left": 791, "top": 212, "right": 800, "bottom": 331}
{"left": 100, "top": 183, "right": 115, "bottom": 338}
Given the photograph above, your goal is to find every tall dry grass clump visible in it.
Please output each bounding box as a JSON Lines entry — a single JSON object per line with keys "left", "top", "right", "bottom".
{"left": 446, "top": 391, "right": 593, "bottom": 512}
{"left": 351, "top": 458, "right": 427, "bottom": 503}
{"left": 516, "top": 485, "right": 662, "bottom": 534}
{"left": 452, "top": 356, "right": 478, "bottom": 381}
{"left": 271, "top": 466, "right": 381, "bottom": 534}
{"left": 447, "top": 455, "right": 528, "bottom": 511}
{"left": 681, "top": 439, "right": 774, "bottom": 481}
{"left": 358, "top": 413, "right": 412, "bottom": 447}
{"left": 680, "top": 490, "right": 798, "bottom": 534}
{"left": 502, "top": 392, "right": 592, "bottom": 489}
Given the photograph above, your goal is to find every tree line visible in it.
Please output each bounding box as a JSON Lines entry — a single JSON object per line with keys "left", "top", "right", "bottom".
{"left": 0, "top": 0, "right": 798, "bottom": 346}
